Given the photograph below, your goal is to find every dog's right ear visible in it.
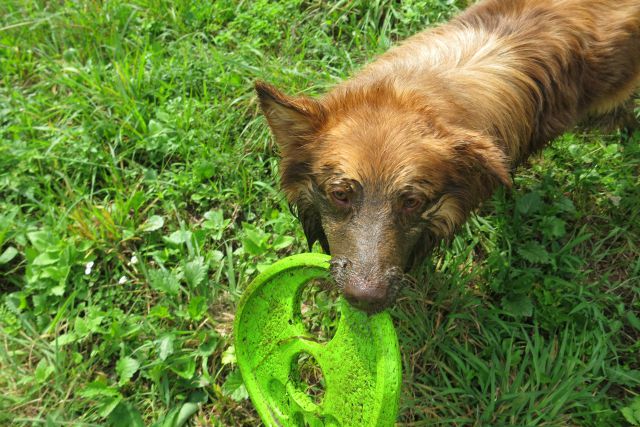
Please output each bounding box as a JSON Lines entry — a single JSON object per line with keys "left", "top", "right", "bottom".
{"left": 296, "top": 202, "right": 330, "bottom": 254}
{"left": 256, "top": 81, "right": 329, "bottom": 252}
{"left": 255, "top": 81, "right": 325, "bottom": 151}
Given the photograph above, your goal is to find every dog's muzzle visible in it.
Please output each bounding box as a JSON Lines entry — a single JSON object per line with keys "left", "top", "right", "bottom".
{"left": 330, "top": 256, "right": 405, "bottom": 314}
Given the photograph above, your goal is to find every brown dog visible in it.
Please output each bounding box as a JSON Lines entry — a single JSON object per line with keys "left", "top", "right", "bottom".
{"left": 256, "top": 0, "right": 640, "bottom": 313}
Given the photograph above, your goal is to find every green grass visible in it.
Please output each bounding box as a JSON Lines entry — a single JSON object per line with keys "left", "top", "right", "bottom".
{"left": 1, "top": 0, "right": 639, "bottom": 425}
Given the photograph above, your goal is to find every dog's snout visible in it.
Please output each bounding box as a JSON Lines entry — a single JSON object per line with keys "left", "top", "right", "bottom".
{"left": 329, "top": 257, "right": 351, "bottom": 288}
{"left": 330, "top": 256, "right": 404, "bottom": 312}
{"left": 343, "top": 277, "right": 388, "bottom": 313}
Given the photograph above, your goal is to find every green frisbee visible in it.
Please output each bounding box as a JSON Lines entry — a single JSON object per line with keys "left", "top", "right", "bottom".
{"left": 234, "top": 253, "right": 402, "bottom": 427}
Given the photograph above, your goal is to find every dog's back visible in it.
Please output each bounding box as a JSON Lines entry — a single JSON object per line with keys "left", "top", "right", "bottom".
{"left": 335, "top": 0, "right": 640, "bottom": 163}
{"left": 459, "top": 0, "right": 640, "bottom": 112}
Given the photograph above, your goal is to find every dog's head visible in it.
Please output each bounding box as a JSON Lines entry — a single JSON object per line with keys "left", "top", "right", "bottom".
{"left": 256, "top": 80, "right": 511, "bottom": 313}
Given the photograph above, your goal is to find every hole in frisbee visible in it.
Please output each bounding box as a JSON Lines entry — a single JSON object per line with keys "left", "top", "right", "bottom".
{"left": 299, "top": 278, "right": 341, "bottom": 342}
{"left": 290, "top": 351, "right": 326, "bottom": 405}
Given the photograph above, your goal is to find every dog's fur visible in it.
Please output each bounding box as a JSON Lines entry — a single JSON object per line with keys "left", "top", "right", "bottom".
{"left": 256, "top": 0, "right": 640, "bottom": 312}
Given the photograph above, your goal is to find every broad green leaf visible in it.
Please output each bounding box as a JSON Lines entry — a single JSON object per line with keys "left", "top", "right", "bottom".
{"left": 78, "top": 380, "right": 121, "bottom": 398}
{"left": 554, "top": 197, "right": 576, "bottom": 214}
{"left": 175, "top": 402, "right": 200, "bottom": 427}
{"left": 116, "top": 357, "right": 140, "bottom": 386}
{"left": 256, "top": 262, "right": 272, "bottom": 273}
{"left": 41, "top": 265, "right": 70, "bottom": 285}
{"left": 516, "top": 192, "right": 542, "bottom": 215}
{"left": 34, "top": 358, "right": 54, "bottom": 383}
{"left": 211, "top": 250, "right": 224, "bottom": 263}
{"left": 221, "top": 345, "right": 236, "bottom": 365}
{"left": 155, "top": 392, "right": 206, "bottom": 427}
{"left": 74, "top": 310, "right": 104, "bottom": 338}
{"left": 168, "top": 355, "right": 196, "bottom": 379}
{"left": 542, "top": 217, "right": 566, "bottom": 239}
{"left": 626, "top": 311, "right": 640, "bottom": 332}
{"left": 155, "top": 406, "right": 181, "bottom": 427}
{"left": 148, "top": 269, "right": 181, "bottom": 295}
{"left": 241, "top": 225, "right": 269, "bottom": 256}
{"left": 164, "top": 230, "right": 192, "bottom": 246}
{"left": 197, "top": 336, "right": 218, "bottom": 357}
{"left": 51, "top": 332, "right": 77, "bottom": 347}
{"left": 501, "top": 294, "right": 533, "bottom": 317}
{"left": 149, "top": 305, "right": 172, "bottom": 319}
{"left": 32, "top": 251, "right": 59, "bottom": 266}
{"left": 517, "top": 242, "right": 551, "bottom": 264}
{"left": 141, "top": 215, "right": 164, "bottom": 232}
{"left": 203, "top": 209, "right": 223, "bottom": 227}
{"left": 27, "top": 230, "right": 54, "bottom": 252}
{"left": 50, "top": 283, "right": 65, "bottom": 296}
{"left": 605, "top": 143, "right": 620, "bottom": 157}
{"left": 99, "top": 396, "right": 123, "bottom": 418}
{"left": 156, "top": 335, "right": 175, "bottom": 361}
{"left": 183, "top": 257, "right": 207, "bottom": 288}
{"left": 272, "top": 235, "right": 294, "bottom": 251}
{"left": 194, "top": 160, "right": 216, "bottom": 180}
{"left": 222, "top": 370, "right": 248, "bottom": 401}
{"left": 605, "top": 367, "right": 640, "bottom": 387}
{"left": 0, "top": 210, "right": 15, "bottom": 245}
{"left": 0, "top": 246, "right": 18, "bottom": 264}
{"left": 621, "top": 406, "right": 640, "bottom": 426}
{"left": 203, "top": 209, "right": 231, "bottom": 240}
{"left": 108, "top": 401, "right": 144, "bottom": 427}
{"left": 148, "top": 119, "right": 166, "bottom": 135}
{"left": 187, "top": 296, "right": 207, "bottom": 321}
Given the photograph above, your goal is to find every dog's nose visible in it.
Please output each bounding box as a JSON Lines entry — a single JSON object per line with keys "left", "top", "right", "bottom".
{"left": 343, "top": 278, "right": 388, "bottom": 313}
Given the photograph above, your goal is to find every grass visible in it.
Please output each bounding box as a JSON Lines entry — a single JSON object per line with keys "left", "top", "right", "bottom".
{"left": 1, "top": 0, "right": 639, "bottom": 425}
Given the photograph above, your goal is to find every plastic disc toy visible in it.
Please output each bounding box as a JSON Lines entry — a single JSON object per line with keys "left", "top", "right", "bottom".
{"left": 234, "top": 253, "right": 402, "bottom": 427}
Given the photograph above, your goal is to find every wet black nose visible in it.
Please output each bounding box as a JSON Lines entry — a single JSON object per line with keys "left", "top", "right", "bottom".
{"left": 343, "top": 277, "right": 388, "bottom": 314}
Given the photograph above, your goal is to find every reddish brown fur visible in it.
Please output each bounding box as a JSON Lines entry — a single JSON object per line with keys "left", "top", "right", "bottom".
{"left": 256, "top": 0, "right": 640, "bottom": 312}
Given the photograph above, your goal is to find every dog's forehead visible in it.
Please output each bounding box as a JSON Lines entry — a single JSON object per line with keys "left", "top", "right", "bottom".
{"left": 314, "top": 114, "right": 452, "bottom": 192}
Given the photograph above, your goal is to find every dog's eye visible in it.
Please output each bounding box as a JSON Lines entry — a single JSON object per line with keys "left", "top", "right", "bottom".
{"left": 402, "top": 195, "right": 424, "bottom": 212}
{"left": 330, "top": 189, "right": 351, "bottom": 207}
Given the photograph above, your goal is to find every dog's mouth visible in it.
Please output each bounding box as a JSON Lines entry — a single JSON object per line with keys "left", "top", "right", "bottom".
{"left": 329, "top": 257, "right": 408, "bottom": 314}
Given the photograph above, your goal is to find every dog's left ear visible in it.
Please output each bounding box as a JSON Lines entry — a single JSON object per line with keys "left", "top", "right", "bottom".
{"left": 254, "top": 81, "right": 325, "bottom": 152}
{"left": 455, "top": 135, "right": 512, "bottom": 188}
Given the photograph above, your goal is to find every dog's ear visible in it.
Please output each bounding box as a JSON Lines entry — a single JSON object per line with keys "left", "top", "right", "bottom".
{"left": 256, "top": 81, "right": 330, "bottom": 253}
{"left": 455, "top": 135, "right": 512, "bottom": 188}
{"left": 255, "top": 81, "right": 325, "bottom": 151}
{"left": 296, "top": 203, "right": 330, "bottom": 253}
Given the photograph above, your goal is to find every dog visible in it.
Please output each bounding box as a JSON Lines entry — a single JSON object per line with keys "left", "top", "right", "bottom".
{"left": 256, "top": 0, "right": 640, "bottom": 313}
